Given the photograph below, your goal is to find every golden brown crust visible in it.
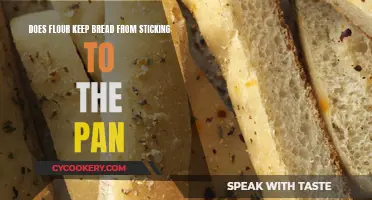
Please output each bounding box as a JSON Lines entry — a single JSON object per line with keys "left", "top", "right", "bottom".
{"left": 162, "top": 0, "right": 189, "bottom": 80}
{"left": 33, "top": 184, "right": 54, "bottom": 200}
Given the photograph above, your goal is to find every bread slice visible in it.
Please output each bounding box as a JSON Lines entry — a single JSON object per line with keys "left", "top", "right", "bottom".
{"left": 323, "top": 0, "right": 372, "bottom": 39}
{"left": 10, "top": 10, "right": 101, "bottom": 200}
{"left": 182, "top": 0, "right": 343, "bottom": 176}
{"left": 295, "top": 0, "right": 372, "bottom": 191}
{"left": 163, "top": 2, "right": 258, "bottom": 198}
{"left": 162, "top": 0, "right": 254, "bottom": 176}
{"left": 50, "top": 0, "right": 105, "bottom": 81}
{"left": 99, "top": 1, "right": 192, "bottom": 199}
{"left": 0, "top": 4, "right": 65, "bottom": 199}
{"left": 0, "top": 15, "right": 45, "bottom": 200}
{"left": 178, "top": 2, "right": 351, "bottom": 197}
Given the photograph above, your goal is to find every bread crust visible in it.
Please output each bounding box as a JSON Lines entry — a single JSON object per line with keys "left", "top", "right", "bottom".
{"left": 276, "top": 0, "right": 345, "bottom": 177}
{"left": 278, "top": 0, "right": 345, "bottom": 178}
{"left": 271, "top": 0, "right": 345, "bottom": 177}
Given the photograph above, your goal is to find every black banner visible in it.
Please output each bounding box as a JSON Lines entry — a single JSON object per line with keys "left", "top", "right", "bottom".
{"left": 33, "top": 160, "right": 372, "bottom": 199}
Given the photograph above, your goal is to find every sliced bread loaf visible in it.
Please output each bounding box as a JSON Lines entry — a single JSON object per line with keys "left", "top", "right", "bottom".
{"left": 163, "top": 0, "right": 254, "bottom": 177}
{"left": 182, "top": 0, "right": 343, "bottom": 177}
{"left": 295, "top": 0, "right": 372, "bottom": 191}
{"left": 176, "top": 4, "right": 351, "bottom": 200}
{"left": 181, "top": 0, "right": 352, "bottom": 197}
{"left": 10, "top": 10, "right": 101, "bottom": 200}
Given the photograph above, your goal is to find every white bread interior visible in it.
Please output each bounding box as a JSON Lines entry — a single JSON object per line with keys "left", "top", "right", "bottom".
{"left": 163, "top": 0, "right": 254, "bottom": 176}
{"left": 323, "top": 0, "right": 372, "bottom": 39}
{"left": 296, "top": 0, "right": 372, "bottom": 191}
{"left": 179, "top": 3, "right": 349, "bottom": 195}
{"left": 50, "top": 0, "right": 105, "bottom": 82}
{"left": 163, "top": 1, "right": 257, "bottom": 198}
{"left": 10, "top": 10, "right": 101, "bottom": 200}
{"left": 99, "top": 1, "right": 191, "bottom": 199}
